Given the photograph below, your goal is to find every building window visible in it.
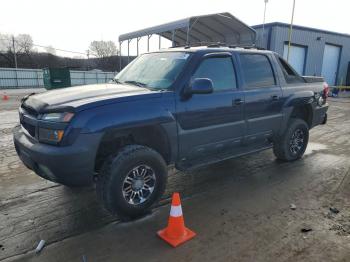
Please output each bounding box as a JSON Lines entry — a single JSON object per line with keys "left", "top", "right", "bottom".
{"left": 283, "top": 43, "right": 307, "bottom": 75}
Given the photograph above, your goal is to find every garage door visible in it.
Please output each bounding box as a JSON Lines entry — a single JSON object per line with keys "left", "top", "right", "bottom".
{"left": 283, "top": 44, "right": 306, "bottom": 75}
{"left": 321, "top": 44, "right": 341, "bottom": 86}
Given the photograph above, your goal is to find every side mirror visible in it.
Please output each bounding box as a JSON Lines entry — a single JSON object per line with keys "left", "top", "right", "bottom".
{"left": 186, "top": 78, "right": 213, "bottom": 95}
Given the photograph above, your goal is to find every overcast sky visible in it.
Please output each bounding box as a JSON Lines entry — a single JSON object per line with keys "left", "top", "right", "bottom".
{"left": 0, "top": 0, "right": 349, "bottom": 57}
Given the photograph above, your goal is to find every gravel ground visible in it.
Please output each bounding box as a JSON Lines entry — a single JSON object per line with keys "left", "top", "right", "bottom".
{"left": 0, "top": 91, "right": 350, "bottom": 262}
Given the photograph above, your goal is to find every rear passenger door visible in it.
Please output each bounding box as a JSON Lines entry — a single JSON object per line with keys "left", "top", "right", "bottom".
{"left": 238, "top": 53, "right": 283, "bottom": 143}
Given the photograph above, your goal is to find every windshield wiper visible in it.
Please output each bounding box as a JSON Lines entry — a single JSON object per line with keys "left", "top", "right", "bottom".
{"left": 124, "top": 80, "right": 147, "bottom": 87}
{"left": 111, "top": 78, "right": 122, "bottom": 84}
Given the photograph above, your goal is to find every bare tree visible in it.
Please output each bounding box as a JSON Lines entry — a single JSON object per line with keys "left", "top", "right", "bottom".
{"left": 0, "top": 33, "right": 34, "bottom": 67}
{"left": 0, "top": 34, "right": 34, "bottom": 52}
{"left": 89, "top": 40, "right": 118, "bottom": 58}
{"left": 16, "top": 34, "right": 34, "bottom": 54}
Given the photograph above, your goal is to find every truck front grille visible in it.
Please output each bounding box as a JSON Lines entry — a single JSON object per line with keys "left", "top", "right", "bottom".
{"left": 21, "top": 120, "right": 36, "bottom": 137}
{"left": 21, "top": 104, "right": 39, "bottom": 118}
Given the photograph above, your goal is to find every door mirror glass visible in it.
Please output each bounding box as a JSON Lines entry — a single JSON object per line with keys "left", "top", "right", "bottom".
{"left": 187, "top": 78, "right": 213, "bottom": 95}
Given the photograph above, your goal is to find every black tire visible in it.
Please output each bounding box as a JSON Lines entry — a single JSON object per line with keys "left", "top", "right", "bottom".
{"left": 273, "top": 118, "right": 309, "bottom": 161}
{"left": 96, "top": 145, "right": 167, "bottom": 220}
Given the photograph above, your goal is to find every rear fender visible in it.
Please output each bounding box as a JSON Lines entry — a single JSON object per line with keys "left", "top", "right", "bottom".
{"left": 280, "top": 91, "right": 315, "bottom": 134}
{"left": 283, "top": 91, "right": 315, "bottom": 108}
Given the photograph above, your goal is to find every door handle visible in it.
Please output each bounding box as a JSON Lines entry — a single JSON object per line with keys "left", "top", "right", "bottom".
{"left": 233, "top": 98, "right": 244, "bottom": 106}
{"left": 271, "top": 95, "right": 279, "bottom": 101}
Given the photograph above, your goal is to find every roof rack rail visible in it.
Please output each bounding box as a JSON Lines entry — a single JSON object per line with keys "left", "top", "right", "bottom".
{"left": 207, "top": 42, "right": 227, "bottom": 47}
{"left": 173, "top": 41, "right": 257, "bottom": 48}
{"left": 169, "top": 42, "right": 261, "bottom": 50}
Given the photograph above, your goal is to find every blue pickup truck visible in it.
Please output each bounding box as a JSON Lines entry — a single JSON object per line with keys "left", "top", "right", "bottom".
{"left": 13, "top": 46, "right": 329, "bottom": 218}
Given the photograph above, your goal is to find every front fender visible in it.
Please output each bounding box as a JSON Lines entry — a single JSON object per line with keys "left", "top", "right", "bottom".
{"left": 69, "top": 93, "right": 178, "bottom": 163}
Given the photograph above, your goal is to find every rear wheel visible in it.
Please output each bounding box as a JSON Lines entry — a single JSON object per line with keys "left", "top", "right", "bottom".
{"left": 273, "top": 118, "right": 309, "bottom": 161}
{"left": 96, "top": 145, "right": 167, "bottom": 220}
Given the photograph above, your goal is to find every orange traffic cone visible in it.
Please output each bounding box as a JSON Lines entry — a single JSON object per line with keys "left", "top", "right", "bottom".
{"left": 157, "top": 192, "right": 196, "bottom": 247}
{"left": 2, "top": 93, "right": 9, "bottom": 101}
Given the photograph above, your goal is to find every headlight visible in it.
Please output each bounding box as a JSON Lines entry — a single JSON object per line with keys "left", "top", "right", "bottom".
{"left": 38, "top": 128, "right": 64, "bottom": 143}
{"left": 41, "top": 112, "right": 74, "bottom": 122}
{"left": 39, "top": 112, "right": 73, "bottom": 143}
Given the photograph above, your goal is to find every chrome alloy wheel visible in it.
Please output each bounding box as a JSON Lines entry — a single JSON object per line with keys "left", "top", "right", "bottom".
{"left": 122, "top": 165, "right": 156, "bottom": 205}
{"left": 289, "top": 128, "right": 305, "bottom": 155}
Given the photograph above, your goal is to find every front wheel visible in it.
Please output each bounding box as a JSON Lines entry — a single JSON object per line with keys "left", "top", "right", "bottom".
{"left": 96, "top": 145, "right": 167, "bottom": 220}
{"left": 273, "top": 118, "right": 309, "bottom": 161}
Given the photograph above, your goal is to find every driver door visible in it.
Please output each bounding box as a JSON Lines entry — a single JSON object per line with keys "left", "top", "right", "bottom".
{"left": 175, "top": 53, "right": 245, "bottom": 161}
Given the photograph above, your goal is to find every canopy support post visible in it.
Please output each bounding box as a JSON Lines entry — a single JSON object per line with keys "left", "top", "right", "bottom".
{"left": 119, "top": 41, "right": 123, "bottom": 71}
{"left": 147, "top": 35, "right": 151, "bottom": 52}
{"left": 186, "top": 24, "right": 190, "bottom": 46}
{"left": 136, "top": 37, "right": 141, "bottom": 56}
{"left": 127, "top": 39, "right": 131, "bottom": 63}
{"left": 172, "top": 30, "right": 175, "bottom": 47}
{"left": 159, "top": 35, "right": 161, "bottom": 49}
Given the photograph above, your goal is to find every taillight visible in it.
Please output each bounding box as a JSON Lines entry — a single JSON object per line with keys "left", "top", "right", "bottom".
{"left": 323, "top": 82, "right": 329, "bottom": 100}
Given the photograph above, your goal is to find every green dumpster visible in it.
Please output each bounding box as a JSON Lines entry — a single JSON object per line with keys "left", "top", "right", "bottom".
{"left": 43, "top": 68, "right": 71, "bottom": 90}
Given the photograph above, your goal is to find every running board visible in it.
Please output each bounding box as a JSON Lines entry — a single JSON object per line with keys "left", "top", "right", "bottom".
{"left": 176, "top": 143, "right": 273, "bottom": 172}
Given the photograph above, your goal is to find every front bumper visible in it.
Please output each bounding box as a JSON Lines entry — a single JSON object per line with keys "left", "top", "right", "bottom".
{"left": 13, "top": 125, "right": 102, "bottom": 186}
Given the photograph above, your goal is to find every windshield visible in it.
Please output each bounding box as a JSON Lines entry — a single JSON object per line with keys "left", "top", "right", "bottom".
{"left": 114, "top": 52, "right": 190, "bottom": 90}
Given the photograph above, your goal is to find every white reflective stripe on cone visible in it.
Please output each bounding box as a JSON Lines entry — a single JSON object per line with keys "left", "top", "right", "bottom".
{"left": 170, "top": 205, "right": 183, "bottom": 217}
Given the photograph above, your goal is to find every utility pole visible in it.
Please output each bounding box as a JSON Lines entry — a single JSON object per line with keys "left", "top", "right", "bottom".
{"left": 12, "top": 35, "right": 18, "bottom": 68}
{"left": 287, "top": 0, "right": 296, "bottom": 62}
{"left": 262, "top": 0, "right": 269, "bottom": 47}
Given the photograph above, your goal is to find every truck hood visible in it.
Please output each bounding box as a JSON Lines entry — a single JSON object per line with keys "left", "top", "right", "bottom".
{"left": 22, "top": 83, "right": 162, "bottom": 113}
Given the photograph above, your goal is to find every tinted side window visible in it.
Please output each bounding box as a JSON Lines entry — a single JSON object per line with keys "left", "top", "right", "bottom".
{"left": 192, "top": 57, "right": 237, "bottom": 91}
{"left": 276, "top": 56, "right": 305, "bottom": 84}
{"left": 240, "top": 54, "right": 276, "bottom": 88}
{"left": 279, "top": 57, "right": 296, "bottom": 76}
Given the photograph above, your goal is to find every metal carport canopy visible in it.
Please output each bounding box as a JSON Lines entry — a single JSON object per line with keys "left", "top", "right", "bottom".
{"left": 118, "top": 12, "right": 257, "bottom": 47}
